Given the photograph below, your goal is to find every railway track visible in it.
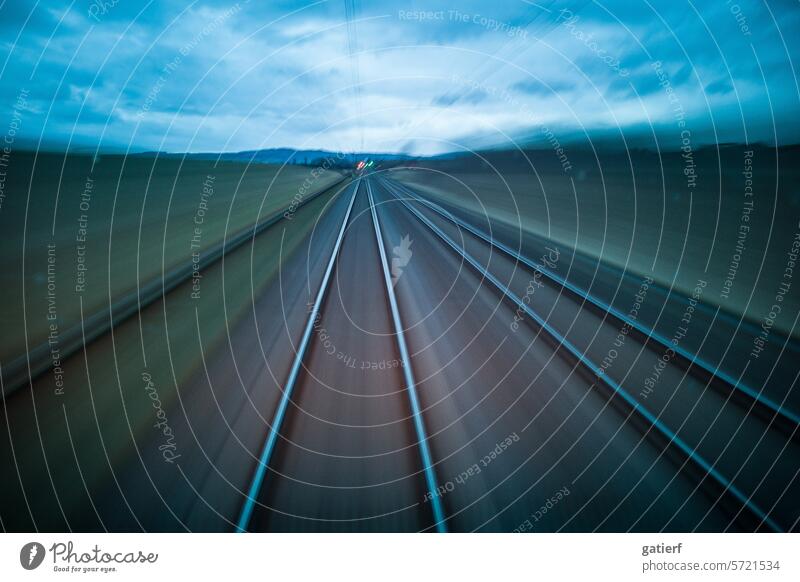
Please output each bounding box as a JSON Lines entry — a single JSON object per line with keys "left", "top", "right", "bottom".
{"left": 3, "top": 172, "right": 797, "bottom": 532}
{"left": 0, "top": 173, "right": 356, "bottom": 532}
{"left": 383, "top": 177, "right": 800, "bottom": 431}
{"left": 376, "top": 176, "right": 800, "bottom": 532}
{"left": 235, "top": 179, "right": 447, "bottom": 532}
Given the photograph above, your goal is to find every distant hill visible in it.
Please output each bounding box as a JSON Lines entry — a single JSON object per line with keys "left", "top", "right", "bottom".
{"left": 134, "top": 148, "right": 416, "bottom": 166}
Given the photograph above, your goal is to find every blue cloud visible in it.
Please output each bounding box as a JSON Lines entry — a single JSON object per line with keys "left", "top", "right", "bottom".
{"left": 0, "top": 0, "right": 797, "bottom": 155}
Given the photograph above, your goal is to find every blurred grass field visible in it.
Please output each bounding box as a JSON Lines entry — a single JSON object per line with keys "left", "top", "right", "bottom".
{"left": 391, "top": 145, "right": 800, "bottom": 338}
{"left": 0, "top": 183, "right": 348, "bottom": 529}
{"left": 0, "top": 151, "right": 342, "bottom": 364}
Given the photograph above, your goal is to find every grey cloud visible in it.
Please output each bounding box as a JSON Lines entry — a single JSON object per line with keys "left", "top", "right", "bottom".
{"left": 0, "top": 0, "right": 798, "bottom": 155}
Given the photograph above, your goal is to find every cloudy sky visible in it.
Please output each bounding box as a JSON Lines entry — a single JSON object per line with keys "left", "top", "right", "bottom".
{"left": 1, "top": 0, "right": 799, "bottom": 155}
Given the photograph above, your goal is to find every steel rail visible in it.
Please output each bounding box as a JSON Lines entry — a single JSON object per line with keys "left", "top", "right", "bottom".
{"left": 366, "top": 179, "right": 448, "bottom": 533}
{"left": 236, "top": 180, "right": 358, "bottom": 532}
{"left": 380, "top": 178, "right": 783, "bottom": 533}
{"left": 382, "top": 177, "right": 800, "bottom": 430}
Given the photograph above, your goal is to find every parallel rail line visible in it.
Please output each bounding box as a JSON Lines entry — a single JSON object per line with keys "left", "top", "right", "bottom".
{"left": 367, "top": 180, "right": 448, "bottom": 532}
{"left": 236, "top": 180, "right": 448, "bottom": 532}
{"left": 380, "top": 178, "right": 783, "bottom": 533}
{"left": 236, "top": 180, "right": 358, "bottom": 532}
{"left": 382, "top": 177, "right": 800, "bottom": 431}
{"left": 383, "top": 175, "right": 789, "bottom": 352}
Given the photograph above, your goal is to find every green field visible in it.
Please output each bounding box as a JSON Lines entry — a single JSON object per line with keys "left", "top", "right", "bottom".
{"left": 0, "top": 183, "right": 345, "bottom": 528}
{"left": 391, "top": 145, "right": 800, "bottom": 338}
{"left": 0, "top": 151, "right": 343, "bottom": 365}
